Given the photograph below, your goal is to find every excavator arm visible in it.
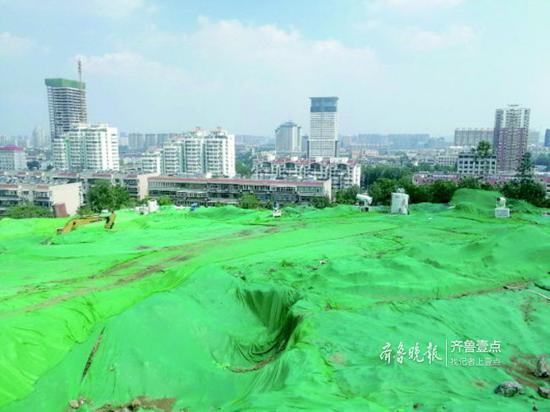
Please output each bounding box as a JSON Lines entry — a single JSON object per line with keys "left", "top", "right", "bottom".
{"left": 57, "top": 212, "right": 117, "bottom": 235}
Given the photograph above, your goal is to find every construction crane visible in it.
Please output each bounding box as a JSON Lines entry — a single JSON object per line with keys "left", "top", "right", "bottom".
{"left": 57, "top": 212, "right": 116, "bottom": 235}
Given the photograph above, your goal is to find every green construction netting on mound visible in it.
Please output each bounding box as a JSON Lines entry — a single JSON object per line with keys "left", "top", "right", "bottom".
{"left": 0, "top": 189, "right": 548, "bottom": 411}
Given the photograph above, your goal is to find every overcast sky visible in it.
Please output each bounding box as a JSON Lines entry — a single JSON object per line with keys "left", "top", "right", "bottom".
{"left": 1, "top": 0, "right": 549, "bottom": 137}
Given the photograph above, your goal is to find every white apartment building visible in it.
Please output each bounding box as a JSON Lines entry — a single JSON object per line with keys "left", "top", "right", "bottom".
{"left": 457, "top": 152, "right": 497, "bottom": 176}
{"left": 275, "top": 121, "right": 302, "bottom": 158}
{"left": 161, "top": 128, "right": 235, "bottom": 177}
{"left": 54, "top": 123, "right": 120, "bottom": 172}
{"left": 308, "top": 97, "right": 338, "bottom": 158}
{"left": 0, "top": 146, "right": 27, "bottom": 170}
{"left": 138, "top": 150, "right": 162, "bottom": 174}
{"left": 253, "top": 157, "right": 361, "bottom": 193}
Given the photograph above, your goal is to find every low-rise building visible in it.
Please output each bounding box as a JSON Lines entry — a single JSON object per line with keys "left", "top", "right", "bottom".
{"left": 52, "top": 171, "right": 153, "bottom": 201}
{"left": 252, "top": 157, "right": 360, "bottom": 193}
{"left": 0, "top": 146, "right": 27, "bottom": 170}
{"left": 0, "top": 181, "right": 82, "bottom": 216}
{"left": 457, "top": 152, "right": 497, "bottom": 176}
{"left": 148, "top": 176, "right": 331, "bottom": 206}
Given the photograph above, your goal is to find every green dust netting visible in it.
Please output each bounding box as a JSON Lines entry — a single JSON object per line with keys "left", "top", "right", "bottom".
{"left": 0, "top": 189, "right": 548, "bottom": 411}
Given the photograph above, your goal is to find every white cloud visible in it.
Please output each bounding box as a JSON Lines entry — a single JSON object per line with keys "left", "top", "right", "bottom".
{"left": 0, "top": 32, "right": 34, "bottom": 57}
{"left": 80, "top": 18, "right": 385, "bottom": 133}
{"left": 400, "top": 25, "right": 475, "bottom": 51}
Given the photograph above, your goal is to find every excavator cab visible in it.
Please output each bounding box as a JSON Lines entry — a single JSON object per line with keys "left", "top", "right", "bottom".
{"left": 57, "top": 212, "right": 116, "bottom": 235}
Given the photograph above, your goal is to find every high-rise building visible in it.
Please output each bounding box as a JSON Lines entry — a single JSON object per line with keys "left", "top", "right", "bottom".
{"left": 275, "top": 121, "right": 301, "bottom": 158}
{"left": 493, "top": 105, "right": 530, "bottom": 172}
{"left": 161, "top": 128, "right": 235, "bottom": 177}
{"left": 308, "top": 97, "right": 338, "bottom": 158}
{"left": 545, "top": 129, "right": 550, "bottom": 147}
{"left": 53, "top": 123, "right": 119, "bottom": 171}
{"left": 45, "top": 78, "right": 87, "bottom": 141}
{"left": 0, "top": 146, "right": 27, "bottom": 170}
{"left": 454, "top": 128, "right": 493, "bottom": 147}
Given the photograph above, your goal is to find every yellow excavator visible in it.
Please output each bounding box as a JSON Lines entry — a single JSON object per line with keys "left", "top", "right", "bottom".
{"left": 57, "top": 212, "right": 116, "bottom": 235}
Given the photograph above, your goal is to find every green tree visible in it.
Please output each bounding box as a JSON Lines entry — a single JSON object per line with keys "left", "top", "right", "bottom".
{"left": 517, "top": 152, "right": 534, "bottom": 182}
{"left": 335, "top": 185, "right": 360, "bottom": 204}
{"left": 157, "top": 196, "right": 173, "bottom": 206}
{"left": 428, "top": 180, "right": 458, "bottom": 203}
{"left": 239, "top": 193, "right": 260, "bottom": 209}
{"left": 5, "top": 202, "right": 53, "bottom": 219}
{"left": 236, "top": 150, "right": 253, "bottom": 177}
{"left": 368, "top": 178, "right": 399, "bottom": 205}
{"left": 476, "top": 140, "right": 492, "bottom": 158}
{"left": 502, "top": 180, "right": 547, "bottom": 208}
{"left": 400, "top": 179, "right": 432, "bottom": 203}
{"left": 87, "top": 181, "right": 131, "bottom": 212}
{"left": 311, "top": 196, "right": 331, "bottom": 209}
{"left": 458, "top": 176, "right": 482, "bottom": 190}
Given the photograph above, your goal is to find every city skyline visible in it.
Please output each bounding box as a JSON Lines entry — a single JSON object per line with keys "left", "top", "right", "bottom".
{"left": 1, "top": 0, "right": 549, "bottom": 137}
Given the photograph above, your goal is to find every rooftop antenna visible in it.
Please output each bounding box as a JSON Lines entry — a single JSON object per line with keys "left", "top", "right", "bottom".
{"left": 77, "top": 58, "right": 82, "bottom": 84}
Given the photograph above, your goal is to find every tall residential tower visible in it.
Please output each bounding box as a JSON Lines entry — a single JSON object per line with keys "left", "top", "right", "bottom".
{"left": 45, "top": 78, "right": 87, "bottom": 141}
{"left": 493, "top": 105, "right": 530, "bottom": 172}
{"left": 308, "top": 97, "right": 338, "bottom": 158}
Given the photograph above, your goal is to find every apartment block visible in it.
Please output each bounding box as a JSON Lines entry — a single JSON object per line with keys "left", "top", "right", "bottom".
{"left": 457, "top": 152, "right": 497, "bottom": 176}
{"left": 161, "top": 128, "right": 235, "bottom": 177}
{"left": 54, "top": 123, "right": 120, "bottom": 171}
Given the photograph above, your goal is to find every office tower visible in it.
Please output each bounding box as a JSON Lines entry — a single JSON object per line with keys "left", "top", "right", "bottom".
{"left": 53, "top": 123, "right": 119, "bottom": 171}
{"left": 454, "top": 128, "right": 493, "bottom": 147}
{"left": 0, "top": 145, "right": 27, "bottom": 170}
{"left": 45, "top": 78, "right": 87, "bottom": 141}
{"left": 308, "top": 97, "right": 338, "bottom": 158}
{"left": 493, "top": 105, "right": 530, "bottom": 172}
{"left": 275, "top": 121, "right": 302, "bottom": 158}
{"left": 161, "top": 128, "right": 235, "bottom": 177}
{"left": 545, "top": 129, "right": 550, "bottom": 147}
